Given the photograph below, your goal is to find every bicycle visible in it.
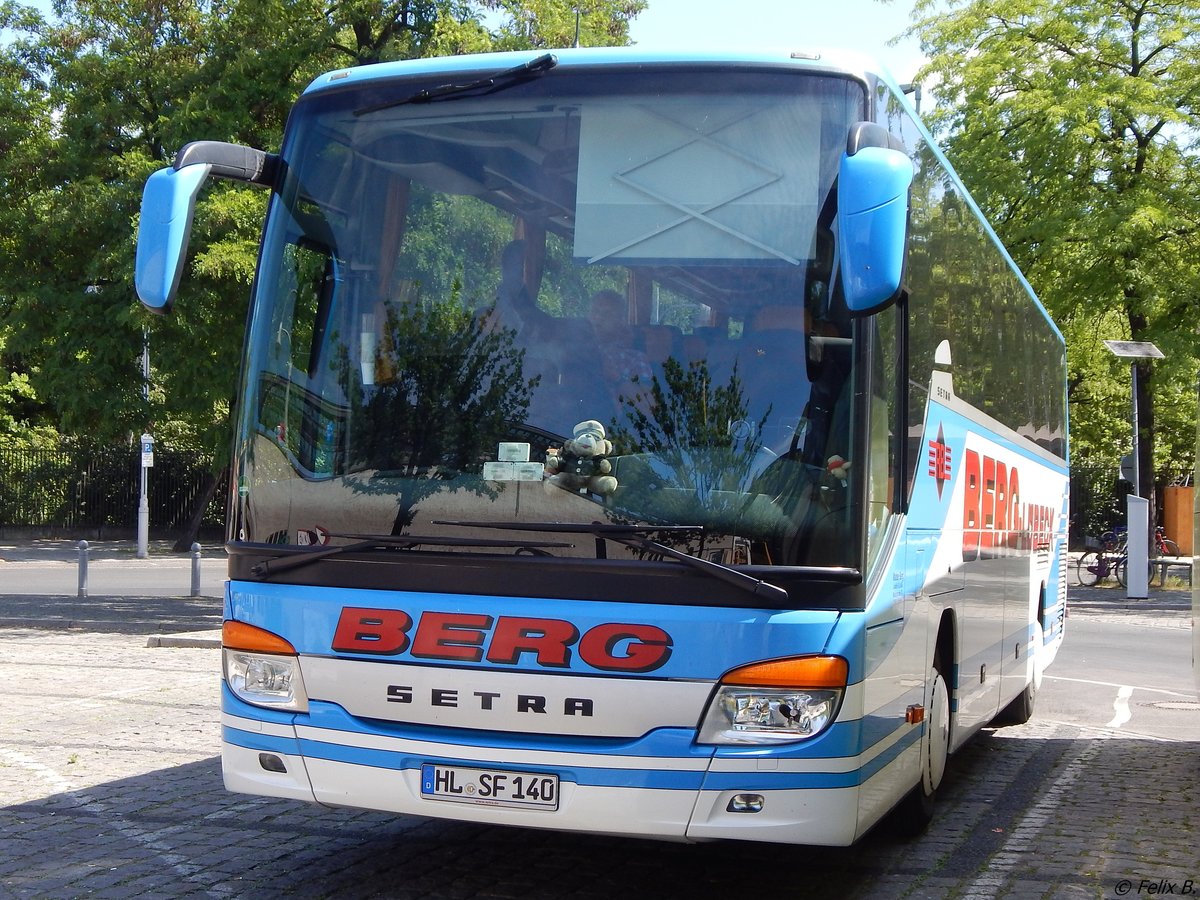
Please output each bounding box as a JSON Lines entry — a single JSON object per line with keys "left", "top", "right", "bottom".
{"left": 1115, "top": 526, "right": 1181, "bottom": 587}
{"left": 1153, "top": 525, "right": 1182, "bottom": 558}
{"left": 1076, "top": 530, "right": 1123, "bottom": 586}
{"left": 1079, "top": 526, "right": 1180, "bottom": 587}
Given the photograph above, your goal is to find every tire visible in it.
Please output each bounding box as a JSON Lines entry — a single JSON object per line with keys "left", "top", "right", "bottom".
{"left": 1160, "top": 539, "right": 1181, "bottom": 558}
{"left": 1115, "top": 557, "right": 1153, "bottom": 588}
{"left": 1076, "top": 551, "right": 1101, "bottom": 586}
{"left": 891, "top": 653, "right": 951, "bottom": 837}
{"left": 994, "top": 679, "right": 1037, "bottom": 726}
{"left": 992, "top": 619, "right": 1043, "bottom": 727}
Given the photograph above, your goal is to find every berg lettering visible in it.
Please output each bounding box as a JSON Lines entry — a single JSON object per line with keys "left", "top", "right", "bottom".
{"left": 961, "top": 449, "right": 1055, "bottom": 560}
{"left": 331, "top": 607, "right": 673, "bottom": 673}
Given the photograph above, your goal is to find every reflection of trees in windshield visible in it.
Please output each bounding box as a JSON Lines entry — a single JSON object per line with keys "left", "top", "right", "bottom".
{"left": 339, "top": 298, "right": 536, "bottom": 532}
{"left": 905, "top": 143, "right": 1066, "bottom": 457}
{"left": 610, "top": 358, "right": 769, "bottom": 525}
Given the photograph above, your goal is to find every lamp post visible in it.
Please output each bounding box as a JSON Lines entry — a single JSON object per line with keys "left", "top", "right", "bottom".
{"left": 1103, "top": 340, "right": 1164, "bottom": 599}
{"left": 137, "top": 328, "right": 152, "bottom": 559}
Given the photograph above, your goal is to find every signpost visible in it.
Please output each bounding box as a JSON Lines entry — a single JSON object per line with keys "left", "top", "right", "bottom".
{"left": 137, "top": 327, "right": 152, "bottom": 559}
{"left": 138, "top": 432, "right": 154, "bottom": 559}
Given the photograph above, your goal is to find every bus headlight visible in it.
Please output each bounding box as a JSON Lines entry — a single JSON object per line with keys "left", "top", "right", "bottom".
{"left": 222, "top": 620, "right": 309, "bottom": 712}
{"left": 698, "top": 655, "right": 847, "bottom": 745}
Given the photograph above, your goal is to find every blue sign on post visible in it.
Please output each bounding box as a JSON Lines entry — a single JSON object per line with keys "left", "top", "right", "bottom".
{"left": 141, "top": 433, "right": 155, "bottom": 468}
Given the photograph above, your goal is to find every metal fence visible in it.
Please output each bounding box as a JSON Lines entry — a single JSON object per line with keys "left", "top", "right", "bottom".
{"left": 0, "top": 445, "right": 227, "bottom": 536}
{"left": 1067, "top": 464, "right": 1190, "bottom": 551}
{"left": 1069, "top": 464, "right": 1127, "bottom": 549}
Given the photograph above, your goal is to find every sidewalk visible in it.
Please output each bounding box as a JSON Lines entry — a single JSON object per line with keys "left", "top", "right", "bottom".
{"left": 0, "top": 537, "right": 227, "bottom": 563}
{"left": 0, "top": 538, "right": 227, "bottom": 648}
{"left": 0, "top": 539, "right": 1192, "bottom": 649}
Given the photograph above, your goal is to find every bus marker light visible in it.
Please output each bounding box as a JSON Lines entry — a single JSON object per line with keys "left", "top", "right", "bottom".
{"left": 259, "top": 753, "right": 287, "bottom": 773}
{"left": 223, "top": 620, "right": 297, "bottom": 655}
{"left": 723, "top": 655, "right": 849, "bottom": 689}
{"left": 727, "top": 794, "right": 765, "bottom": 813}
{"left": 906, "top": 705, "right": 925, "bottom": 724}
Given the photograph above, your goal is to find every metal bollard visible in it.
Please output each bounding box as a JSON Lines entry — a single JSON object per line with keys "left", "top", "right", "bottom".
{"left": 190, "top": 542, "right": 202, "bottom": 597}
{"left": 77, "top": 540, "right": 89, "bottom": 598}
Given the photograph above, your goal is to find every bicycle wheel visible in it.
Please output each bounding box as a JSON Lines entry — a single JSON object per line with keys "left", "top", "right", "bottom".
{"left": 1115, "top": 556, "right": 1154, "bottom": 588}
{"left": 1077, "top": 551, "right": 1102, "bottom": 586}
{"left": 1159, "top": 539, "right": 1181, "bottom": 558}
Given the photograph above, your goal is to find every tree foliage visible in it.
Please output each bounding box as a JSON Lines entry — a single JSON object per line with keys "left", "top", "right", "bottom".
{"left": 0, "top": 0, "right": 644, "bottom": 528}
{"left": 909, "top": 0, "right": 1200, "bottom": 491}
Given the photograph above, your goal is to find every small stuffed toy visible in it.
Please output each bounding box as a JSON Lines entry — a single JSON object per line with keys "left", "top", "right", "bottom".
{"left": 546, "top": 419, "right": 619, "bottom": 496}
{"left": 826, "top": 454, "right": 851, "bottom": 486}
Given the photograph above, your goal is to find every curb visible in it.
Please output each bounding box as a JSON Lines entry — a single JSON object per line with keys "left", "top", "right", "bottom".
{"left": 146, "top": 630, "right": 222, "bottom": 648}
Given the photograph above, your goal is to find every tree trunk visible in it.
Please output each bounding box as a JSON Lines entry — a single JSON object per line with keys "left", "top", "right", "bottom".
{"left": 172, "top": 466, "right": 223, "bottom": 551}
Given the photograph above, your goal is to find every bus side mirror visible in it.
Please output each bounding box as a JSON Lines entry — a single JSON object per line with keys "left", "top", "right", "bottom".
{"left": 135, "top": 163, "right": 212, "bottom": 313}
{"left": 837, "top": 147, "right": 914, "bottom": 315}
{"left": 135, "top": 141, "right": 278, "bottom": 313}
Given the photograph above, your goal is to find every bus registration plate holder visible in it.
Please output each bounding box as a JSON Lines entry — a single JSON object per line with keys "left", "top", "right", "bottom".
{"left": 420, "top": 763, "right": 559, "bottom": 810}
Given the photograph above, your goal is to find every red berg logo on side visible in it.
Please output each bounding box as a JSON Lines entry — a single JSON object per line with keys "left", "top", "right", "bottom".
{"left": 961, "top": 449, "right": 1055, "bottom": 560}
{"left": 331, "top": 607, "right": 674, "bottom": 673}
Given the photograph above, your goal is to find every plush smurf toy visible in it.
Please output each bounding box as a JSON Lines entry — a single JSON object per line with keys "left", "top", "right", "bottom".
{"left": 545, "top": 419, "right": 619, "bottom": 496}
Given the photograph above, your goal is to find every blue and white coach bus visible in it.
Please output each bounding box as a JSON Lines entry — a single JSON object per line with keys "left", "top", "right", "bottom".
{"left": 136, "top": 47, "right": 1069, "bottom": 845}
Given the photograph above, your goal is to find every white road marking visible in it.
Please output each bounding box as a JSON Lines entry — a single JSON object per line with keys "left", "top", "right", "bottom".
{"left": 1105, "top": 685, "right": 1134, "bottom": 728}
{"left": 1046, "top": 674, "right": 1192, "bottom": 699}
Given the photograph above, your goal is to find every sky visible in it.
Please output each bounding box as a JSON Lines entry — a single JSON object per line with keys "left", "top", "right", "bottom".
{"left": 627, "top": 0, "right": 926, "bottom": 83}
{"left": 6, "top": 0, "right": 927, "bottom": 83}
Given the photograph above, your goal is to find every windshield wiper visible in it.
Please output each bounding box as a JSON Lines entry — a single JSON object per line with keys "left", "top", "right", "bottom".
{"left": 354, "top": 53, "right": 558, "bottom": 117}
{"left": 435, "top": 520, "right": 789, "bottom": 604}
{"left": 250, "top": 531, "right": 573, "bottom": 578}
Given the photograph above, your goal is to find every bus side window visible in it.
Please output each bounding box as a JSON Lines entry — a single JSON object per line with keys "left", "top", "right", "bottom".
{"left": 867, "top": 303, "right": 901, "bottom": 569}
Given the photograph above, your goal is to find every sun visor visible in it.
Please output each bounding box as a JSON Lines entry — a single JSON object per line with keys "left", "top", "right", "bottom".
{"left": 573, "top": 96, "right": 821, "bottom": 266}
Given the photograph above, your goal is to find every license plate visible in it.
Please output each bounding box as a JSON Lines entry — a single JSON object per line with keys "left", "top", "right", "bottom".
{"left": 420, "top": 763, "right": 559, "bottom": 810}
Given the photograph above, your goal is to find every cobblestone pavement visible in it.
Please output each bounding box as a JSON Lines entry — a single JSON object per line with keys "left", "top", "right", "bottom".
{"left": 0, "top": 550, "right": 1195, "bottom": 899}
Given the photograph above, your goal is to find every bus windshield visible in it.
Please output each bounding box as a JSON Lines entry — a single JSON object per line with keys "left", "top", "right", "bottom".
{"left": 234, "top": 68, "right": 870, "bottom": 572}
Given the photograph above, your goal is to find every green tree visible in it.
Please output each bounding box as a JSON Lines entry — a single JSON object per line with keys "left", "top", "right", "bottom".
{"left": 613, "top": 358, "right": 766, "bottom": 506}
{"left": 0, "top": 0, "right": 645, "bottom": 544}
{"left": 908, "top": 0, "right": 1200, "bottom": 506}
{"left": 344, "top": 298, "right": 536, "bottom": 532}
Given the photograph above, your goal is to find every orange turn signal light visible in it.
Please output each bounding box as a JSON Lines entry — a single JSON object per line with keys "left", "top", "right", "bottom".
{"left": 222, "top": 620, "right": 297, "bottom": 655}
{"left": 721, "top": 655, "right": 849, "bottom": 689}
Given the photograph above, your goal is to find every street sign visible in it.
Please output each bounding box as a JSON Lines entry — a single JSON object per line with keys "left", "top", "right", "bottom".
{"left": 141, "top": 433, "right": 155, "bottom": 468}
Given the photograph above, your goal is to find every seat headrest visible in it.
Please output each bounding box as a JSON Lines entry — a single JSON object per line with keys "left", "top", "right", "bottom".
{"left": 750, "top": 305, "right": 809, "bottom": 332}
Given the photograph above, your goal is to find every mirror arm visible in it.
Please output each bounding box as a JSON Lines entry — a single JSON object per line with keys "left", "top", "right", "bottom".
{"left": 846, "top": 121, "right": 908, "bottom": 157}
{"left": 174, "top": 140, "right": 279, "bottom": 187}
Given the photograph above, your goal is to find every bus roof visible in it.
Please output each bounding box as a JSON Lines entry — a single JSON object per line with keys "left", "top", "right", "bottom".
{"left": 300, "top": 46, "right": 900, "bottom": 99}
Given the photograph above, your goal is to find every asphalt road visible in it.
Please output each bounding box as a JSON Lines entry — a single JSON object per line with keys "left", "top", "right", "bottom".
{"left": 1042, "top": 596, "right": 1200, "bottom": 741}
{"left": 0, "top": 539, "right": 227, "bottom": 600}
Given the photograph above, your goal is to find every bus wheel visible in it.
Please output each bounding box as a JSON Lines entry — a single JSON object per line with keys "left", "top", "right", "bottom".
{"left": 993, "top": 619, "right": 1043, "bottom": 726}
{"left": 891, "top": 654, "right": 951, "bottom": 836}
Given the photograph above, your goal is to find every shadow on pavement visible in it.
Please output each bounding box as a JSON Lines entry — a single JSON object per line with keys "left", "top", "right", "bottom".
{"left": 1, "top": 731, "right": 1196, "bottom": 899}
{"left": 0, "top": 593, "right": 221, "bottom": 634}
